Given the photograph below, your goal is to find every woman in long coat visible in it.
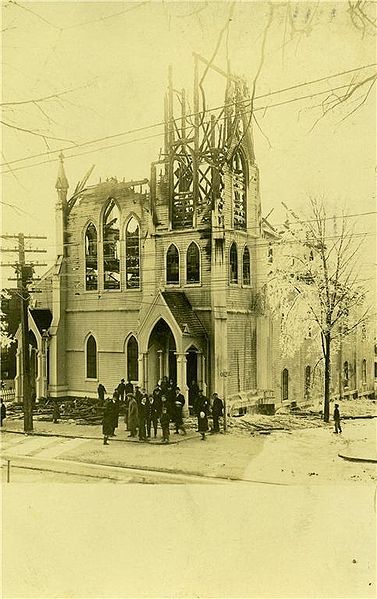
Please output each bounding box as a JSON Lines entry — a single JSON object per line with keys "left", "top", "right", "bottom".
{"left": 197, "top": 395, "right": 210, "bottom": 440}
{"left": 102, "top": 399, "right": 114, "bottom": 445}
{"left": 127, "top": 395, "right": 138, "bottom": 437}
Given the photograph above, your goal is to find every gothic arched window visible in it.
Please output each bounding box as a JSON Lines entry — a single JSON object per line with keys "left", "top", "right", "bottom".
{"left": 242, "top": 246, "right": 251, "bottom": 285}
{"left": 304, "top": 365, "right": 311, "bottom": 397}
{"left": 126, "top": 217, "right": 140, "bottom": 289}
{"left": 86, "top": 335, "right": 97, "bottom": 379}
{"left": 127, "top": 336, "right": 138, "bottom": 381}
{"left": 103, "top": 199, "right": 120, "bottom": 290}
{"left": 282, "top": 368, "right": 289, "bottom": 402}
{"left": 344, "top": 361, "right": 349, "bottom": 387}
{"left": 186, "top": 242, "right": 200, "bottom": 283}
{"left": 166, "top": 244, "right": 179, "bottom": 285}
{"left": 172, "top": 153, "right": 194, "bottom": 229}
{"left": 232, "top": 149, "right": 247, "bottom": 230}
{"left": 230, "top": 242, "right": 238, "bottom": 284}
{"left": 85, "top": 223, "right": 98, "bottom": 291}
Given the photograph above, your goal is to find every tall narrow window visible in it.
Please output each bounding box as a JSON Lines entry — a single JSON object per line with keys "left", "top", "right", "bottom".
{"left": 305, "top": 365, "right": 311, "bottom": 397}
{"left": 282, "top": 368, "right": 289, "bottom": 401}
{"left": 172, "top": 153, "right": 194, "bottom": 229}
{"left": 242, "top": 246, "right": 251, "bottom": 285}
{"left": 232, "top": 149, "right": 247, "bottom": 230}
{"left": 344, "top": 361, "right": 349, "bottom": 387}
{"left": 230, "top": 242, "right": 238, "bottom": 284}
{"left": 85, "top": 223, "right": 98, "bottom": 291}
{"left": 127, "top": 336, "right": 138, "bottom": 381}
{"left": 126, "top": 217, "right": 140, "bottom": 289}
{"left": 86, "top": 335, "right": 97, "bottom": 379}
{"left": 267, "top": 243, "right": 273, "bottom": 263}
{"left": 186, "top": 242, "right": 200, "bottom": 283}
{"left": 103, "top": 199, "right": 120, "bottom": 290}
{"left": 166, "top": 244, "right": 179, "bottom": 284}
{"left": 362, "top": 359, "right": 367, "bottom": 384}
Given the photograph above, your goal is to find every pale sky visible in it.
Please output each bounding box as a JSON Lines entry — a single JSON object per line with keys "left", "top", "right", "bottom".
{"left": 1, "top": 1, "right": 376, "bottom": 290}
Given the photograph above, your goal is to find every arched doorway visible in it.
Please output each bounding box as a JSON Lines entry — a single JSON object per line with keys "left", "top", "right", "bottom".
{"left": 148, "top": 319, "right": 177, "bottom": 389}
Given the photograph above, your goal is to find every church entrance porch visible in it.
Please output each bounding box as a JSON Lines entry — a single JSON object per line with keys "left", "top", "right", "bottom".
{"left": 138, "top": 291, "right": 208, "bottom": 409}
{"left": 147, "top": 318, "right": 177, "bottom": 388}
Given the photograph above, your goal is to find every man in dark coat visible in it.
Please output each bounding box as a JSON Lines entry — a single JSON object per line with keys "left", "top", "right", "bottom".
{"left": 102, "top": 398, "right": 113, "bottom": 445}
{"left": 97, "top": 383, "right": 106, "bottom": 403}
{"left": 111, "top": 394, "right": 120, "bottom": 436}
{"left": 160, "top": 406, "right": 170, "bottom": 443}
{"left": 138, "top": 396, "right": 148, "bottom": 441}
{"left": 127, "top": 395, "right": 138, "bottom": 437}
{"left": 1, "top": 399, "right": 6, "bottom": 427}
{"left": 147, "top": 394, "right": 161, "bottom": 438}
{"left": 125, "top": 379, "right": 133, "bottom": 395}
{"left": 116, "top": 379, "right": 126, "bottom": 401}
{"left": 334, "top": 403, "right": 342, "bottom": 434}
{"left": 196, "top": 393, "right": 210, "bottom": 440}
{"left": 172, "top": 387, "right": 186, "bottom": 435}
{"left": 188, "top": 379, "right": 199, "bottom": 414}
{"left": 211, "top": 392, "right": 224, "bottom": 433}
{"left": 160, "top": 375, "right": 169, "bottom": 395}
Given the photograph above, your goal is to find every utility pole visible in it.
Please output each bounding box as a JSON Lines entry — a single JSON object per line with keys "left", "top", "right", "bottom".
{"left": 1, "top": 233, "right": 47, "bottom": 433}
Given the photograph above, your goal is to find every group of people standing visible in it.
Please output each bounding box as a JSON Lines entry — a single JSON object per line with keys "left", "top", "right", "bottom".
{"left": 100, "top": 376, "right": 224, "bottom": 445}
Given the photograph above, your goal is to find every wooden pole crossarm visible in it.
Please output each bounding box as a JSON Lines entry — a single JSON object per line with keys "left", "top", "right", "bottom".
{"left": 192, "top": 52, "right": 238, "bottom": 82}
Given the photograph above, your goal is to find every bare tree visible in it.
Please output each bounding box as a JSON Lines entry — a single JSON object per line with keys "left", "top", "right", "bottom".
{"left": 267, "top": 197, "right": 370, "bottom": 422}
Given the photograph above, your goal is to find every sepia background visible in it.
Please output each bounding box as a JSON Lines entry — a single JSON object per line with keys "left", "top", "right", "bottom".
{"left": 1, "top": 1, "right": 376, "bottom": 597}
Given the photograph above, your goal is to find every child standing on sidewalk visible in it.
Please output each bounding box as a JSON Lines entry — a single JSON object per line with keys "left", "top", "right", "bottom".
{"left": 160, "top": 406, "right": 170, "bottom": 444}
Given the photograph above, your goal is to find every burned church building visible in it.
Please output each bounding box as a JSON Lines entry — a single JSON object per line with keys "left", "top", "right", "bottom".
{"left": 15, "top": 62, "right": 375, "bottom": 410}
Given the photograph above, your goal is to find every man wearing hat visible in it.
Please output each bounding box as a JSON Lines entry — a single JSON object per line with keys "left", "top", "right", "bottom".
{"left": 172, "top": 387, "right": 186, "bottom": 435}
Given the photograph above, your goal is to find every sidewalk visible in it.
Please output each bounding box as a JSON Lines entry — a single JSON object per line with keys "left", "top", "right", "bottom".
{"left": 0, "top": 416, "right": 196, "bottom": 445}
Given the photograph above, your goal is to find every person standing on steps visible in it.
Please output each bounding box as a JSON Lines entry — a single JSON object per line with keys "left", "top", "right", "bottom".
{"left": 125, "top": 379, "right": 134, "bottom": 396}
{"left": 97, "top": 383, "right": 106, "bottom": 403}
{"left": 116, "top": 378, "right": 126, "bottom": 402}
{"left": 334, "top": 403, "right": 342, "bottom": 434}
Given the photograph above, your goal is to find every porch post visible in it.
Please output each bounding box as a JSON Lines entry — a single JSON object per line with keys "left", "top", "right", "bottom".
{"left": 157, "top": 349, "right": 163, "bottom": 381}
{"left": 175, "top": 352, "right": 189, "bottom": 416}
{"left": 138, "top": 353, "right": 144, "bottom": 389}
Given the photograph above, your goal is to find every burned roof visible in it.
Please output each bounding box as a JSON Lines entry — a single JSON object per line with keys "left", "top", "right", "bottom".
{"left": 162, "top": 292, "right": 207, "bottom": 338}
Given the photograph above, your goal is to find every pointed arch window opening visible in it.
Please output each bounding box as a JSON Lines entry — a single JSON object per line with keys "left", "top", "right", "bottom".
{"left": 304, "top": 365, "right": 311, "bottom": 397}
{"left": 242, "top": 246, "right": 251, "bottom": 285}
{"left": 186, "top": 242, "right": 200, "bottom": 284}
{"left": 282, "top": 368, "right": 289, "bottom": 402}
{"left": 232, "top": 150, "right": 247, "bottom": 230}
{"left": 103, "top": 199, "right": 120, "bottom": 290}
{"left": 127, "top": 336, "right": 139, "bottom": 381}
{"left": 172, "top": 153, "right": 194, "bottom": 229}
{"left": 166, "top": 244, "right": 180, "bottom": 285}
{"left": 85, "top": 223, "right": 98, "bottom": 291}
{"left": 86, "top": 335, "right": 97, "bottom": 380}
{"left": 230, "top": 242, "right": 238, "bottom": 284}
{"left": 362, "top": 359, "right": 367, "bottom": 384}
{"left": 126, "top": 217, "right": 140, "bottom": 289}
{"left": 344, "top": 361, "right": 349, "bottom": 387}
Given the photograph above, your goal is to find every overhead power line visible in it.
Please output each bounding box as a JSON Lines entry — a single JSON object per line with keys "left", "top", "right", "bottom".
{"left": 1, "top": 62, "right": 375, "bottom": 172}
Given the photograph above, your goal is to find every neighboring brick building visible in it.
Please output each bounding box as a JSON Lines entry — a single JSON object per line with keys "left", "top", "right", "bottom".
{"left": 14, "top": 66, "right": 375, "bottom": 410}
